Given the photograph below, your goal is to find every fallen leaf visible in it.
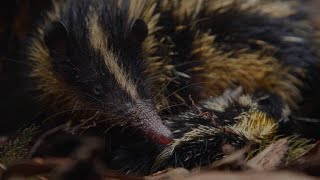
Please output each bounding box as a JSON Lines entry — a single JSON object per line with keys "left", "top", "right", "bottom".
{"left": 186, "top": 171, "right": 318, "bottom": 180}
{"left": 284, "top": 141, "right": 320, "bottom": 176}
{"left": 145, "top": 168, "right": 189, "bottom": 180}
{"left": 104, "top": 170, "right": 143, "bottom": 180}
{"left": 2, "top": 159, "right": 52, "bottom": 178}
{"left": 1, "top": 158, "right": 72, "bottom": 179}
{"left": 0, "top": 162, "right": 6, "bottom": 179}
{"left": 208, "top": 145, "right": 250, "bottom": 171}
{"left": 248, "top": 138, "right": 288, "bottom": 170}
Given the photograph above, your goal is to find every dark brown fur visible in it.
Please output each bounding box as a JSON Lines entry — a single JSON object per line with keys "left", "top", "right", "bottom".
{"left": 5, "top": 0, "right": 319, "bottom": 175}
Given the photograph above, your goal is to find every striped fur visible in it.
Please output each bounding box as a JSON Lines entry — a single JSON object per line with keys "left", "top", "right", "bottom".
{"left": 109, "top": 91, "right": 285, "bottom": 174}
{"left": 26, "top": 0, "right": 319, "bottom": 175}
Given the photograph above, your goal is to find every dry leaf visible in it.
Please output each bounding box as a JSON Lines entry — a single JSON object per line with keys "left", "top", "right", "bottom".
{"left": 284, "top": 141, "right": 320, "bottom": 176}
{"left": 145, "top": 168, "right": 189, "bottom": 180}
{"left": 186, "top": 171, "right": 318, "bottom": 180}
{"left": 2, "top": 159, "right": 52, "bottom": 178}
{"left": 104, "top": 171, "right": 143, "bottom": 180}
{"left": 208, "top": 146, "right": 250, "bottom": 171}
{"left": 0, "top": 162, "right": 6, "bottom": 179}
{"left": 248, "top": 138, "right": 288, "bottom": 170}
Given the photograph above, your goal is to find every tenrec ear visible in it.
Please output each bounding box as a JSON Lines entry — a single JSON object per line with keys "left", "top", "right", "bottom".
{"left": 131, "top": 19, "right": 149, "bottom": 43}
{"left": 44, "top": 21, "right": 69, "bottom": 54}
{"left": 44, "top": 21, "right": 73, "bottom": 81}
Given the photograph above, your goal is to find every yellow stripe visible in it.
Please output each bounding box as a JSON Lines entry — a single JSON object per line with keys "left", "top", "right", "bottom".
{"left": 88, "top": 13, "right": 139, "bottom": 100}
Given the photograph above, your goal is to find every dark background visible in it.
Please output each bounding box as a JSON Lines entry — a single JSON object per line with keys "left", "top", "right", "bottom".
{"left": 0, "top": 0, "right": 53, "bottom": 134}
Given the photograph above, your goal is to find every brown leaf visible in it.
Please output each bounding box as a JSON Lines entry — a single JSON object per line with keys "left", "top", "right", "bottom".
{"left": 104, "top": 170, "right": 143, "bottom": 180}
{"left": 0, "top": 162, "right": 6, "bottom": 179}
{"left": 1, "top": 157, "right": 73, "bottom": 179}
{"left": 248, "top": 138, "right": 289, "bottom": 170}
{"left": 186, "top": 171, "right": 318, "bottom": 180}
{"left": 311, "top": 0, "right": 320, "bottom": 30}
{"left": 208, "top": 145, "right": 250, "bottom": 171}
{"left": 145, "top": 168, "right": 190, "bottom": 180}
{"left": 284, "top": 141, "right": 320, "bottom": 176}
{"left": 2, "top": 159, "right": 52, "bottom": 178}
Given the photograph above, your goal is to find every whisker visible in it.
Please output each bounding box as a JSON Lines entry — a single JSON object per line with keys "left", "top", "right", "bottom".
{"left": 152, "top": 77, "right": 177, "bottom": 100}
{"left": 164, "top": 81, "right": 217, "bottom": 100}
{"left": 151, "top": 65, "right": 200, "bottom": 102}
{"left": 42, "top": 107, "right": 103, "bottom": 123}
{"left": 157, "top": 103, "right": 190, "bottom": 113}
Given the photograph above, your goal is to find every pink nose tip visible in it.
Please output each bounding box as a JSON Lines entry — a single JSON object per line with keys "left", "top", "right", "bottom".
{"left": 128, "top": 101, "right": 174, "bottom": 145}
{"left": 140, "top": 115, "right": 173, "bottom": 145}
{"left": 151, "top": 128, "right": 173, "bottom": 145}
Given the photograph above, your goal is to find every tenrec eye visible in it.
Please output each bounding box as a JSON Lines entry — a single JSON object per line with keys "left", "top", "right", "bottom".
{"left": 93, "top": 85, "right": 103, "bottom": 96}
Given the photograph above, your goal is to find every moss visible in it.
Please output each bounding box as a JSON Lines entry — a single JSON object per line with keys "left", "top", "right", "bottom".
{"left": 285, "top": 136, "right": 313, "bottom": 163}
{"left": 246, "top": 135, "right": 313, "bottom": 164}
{"left": 0, "top": 125, "right": 38, "bottom": 166}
